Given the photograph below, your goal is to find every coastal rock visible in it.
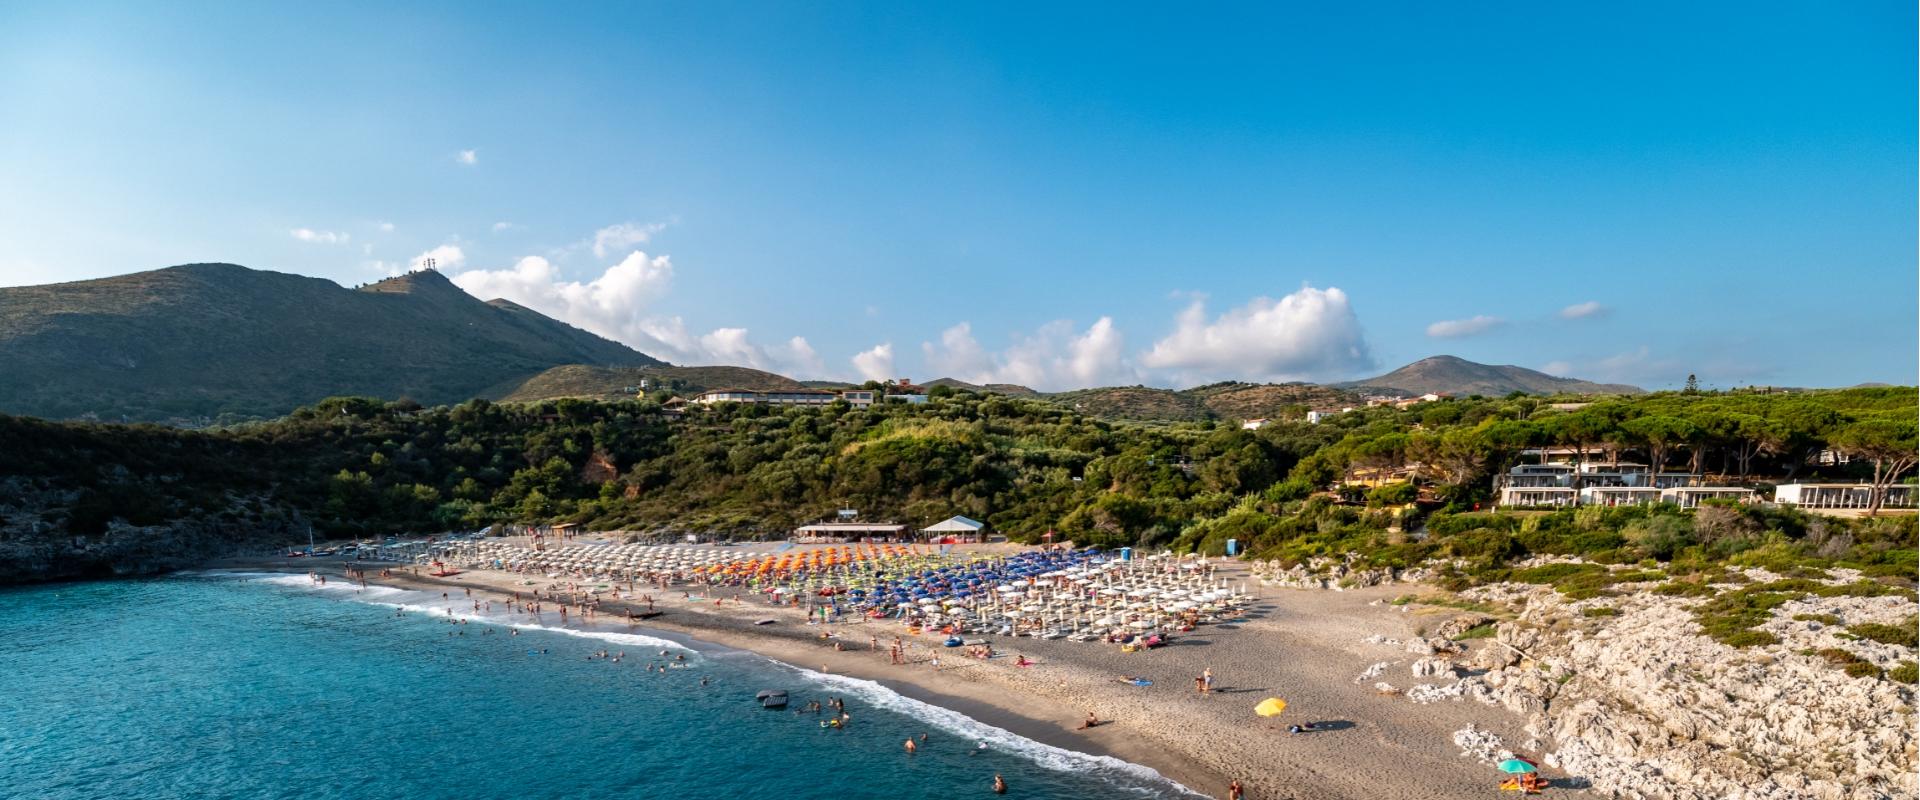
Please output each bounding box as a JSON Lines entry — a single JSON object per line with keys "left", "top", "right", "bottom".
{"left": 1452, "top": 723, "right": 1514, "bottom": 765}
{"left": 1411, "top": 657, "right": 1457, "bottom": 679}
{"left": 1456, "top": 568, "right": 1919, "bottom": 800}
{"left": 1355, "top": 661, "right": 1391, "bottom": 683}
{"left": 1433, "top": 613, "right": 1495, "bottom": 640}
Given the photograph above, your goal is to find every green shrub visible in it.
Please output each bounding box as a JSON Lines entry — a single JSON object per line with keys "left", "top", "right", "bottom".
{"left": 1888, "top": 661, "right": 1918, "bottom": 684}
{"left": 1792, "top": 613, "right": 1842, "bottom": 625}
{"left": 1654, "top": 581, "right": 1717, "bottom": 598}
{"left": 1455, "top": 622, "right": 1498, "bottom": 639}
{"left": 1848, "top": 619, "right": 1919, "bottom": 648}
{"left": 1582, "top": 607, "right": 1620, "bottom": 618}
{"left": 1844, "top": 662, "right": 1883, "bottom": 679}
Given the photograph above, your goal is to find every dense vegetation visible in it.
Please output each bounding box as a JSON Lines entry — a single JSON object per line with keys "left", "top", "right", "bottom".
{"left": 0, "top": 386, "right": 1912, "bottom": 587}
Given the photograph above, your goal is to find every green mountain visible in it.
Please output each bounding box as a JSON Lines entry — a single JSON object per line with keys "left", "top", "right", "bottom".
{"left": 0, "top": 263, "right": 662, "bottom": 423}
{"left": 1338, "top": 355, "right": 1643, "bottom": 397}
{"left": 488, "top": 364, "right": 807, "bottom": 402}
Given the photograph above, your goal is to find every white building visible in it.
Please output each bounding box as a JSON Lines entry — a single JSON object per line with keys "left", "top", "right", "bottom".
{"left": 1242, "top": 418, "right": 1270, "bottom": 430}
{"left": 1494, "top": 460, "right": 1754, "bottom": 509}
{"left": 921, "top": 515, "right": 988, "bottom": 543}
{"left": 1663, "top": 487, "right": 1756, "bottom": 508}
{"left": 693, "top": 388, "right": 840, "bottom": 406}
{"left": 1580, "top": 485, "right": 1665, "bottom": 507}
{"left": 1774, "top": 483, "right": 1917, "bottom": 511}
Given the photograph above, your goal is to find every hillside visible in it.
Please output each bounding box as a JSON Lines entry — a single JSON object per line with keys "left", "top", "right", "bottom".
{"left": 1339, "top": 355, "right": 1642, "bottom": 397}
{"left": 0, "top": 264, "right": 663, "bottom": 422}
{"left": 1043, "top": 382, "right": 1354, "bottom": 422}
{"left": 924, "top": 377, "right": 1040, "bottom": 397}
{"left": 490, "top": 364, "right": 806, "bottom": 402}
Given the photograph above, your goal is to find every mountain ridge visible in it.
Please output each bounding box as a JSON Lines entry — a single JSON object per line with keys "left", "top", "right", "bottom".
{"left": 0, "top": 263, "right": 664, "bottom": 422}
{"left": 1337, "top": 355, "right": 1643, "bottom": 397}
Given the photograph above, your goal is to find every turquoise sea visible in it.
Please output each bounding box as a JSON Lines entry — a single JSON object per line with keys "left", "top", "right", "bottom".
{"left": 0, "top": 574, "right": 1194, "bottom": 799}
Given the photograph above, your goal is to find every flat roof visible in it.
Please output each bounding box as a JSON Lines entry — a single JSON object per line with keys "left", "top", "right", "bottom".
{"left": 793, "top": 523, "right": 907, "bottom": 532}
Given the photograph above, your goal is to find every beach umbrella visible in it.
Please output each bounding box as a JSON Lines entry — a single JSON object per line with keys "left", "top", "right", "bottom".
{"left": 1497, "top": 759, "right": 1538, "bottom": 774}
{"left": 1254, "top": 698, "right": 1287, "bottom": 717}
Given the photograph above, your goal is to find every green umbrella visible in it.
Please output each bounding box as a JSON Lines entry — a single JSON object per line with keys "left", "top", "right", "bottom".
{"left": 1498, "top": 759, "right": 1538, "bottom": 774}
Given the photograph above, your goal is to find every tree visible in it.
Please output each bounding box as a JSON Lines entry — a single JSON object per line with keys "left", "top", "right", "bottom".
{"left": 1830, "top": 419, "right": 1919, "bottom": 516}
{"left": 1684, "top": 374, "right": 1700, "bottom": 395}
{"left": 1621, "top": 415, "right": 1698, "bottom": 475}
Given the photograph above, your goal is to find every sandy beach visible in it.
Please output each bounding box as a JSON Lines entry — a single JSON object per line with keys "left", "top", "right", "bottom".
{"left": 212, "top": 549, "right": 1583, "bottom": 800}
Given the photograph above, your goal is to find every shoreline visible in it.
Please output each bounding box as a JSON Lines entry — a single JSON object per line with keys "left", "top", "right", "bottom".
{"left": 204, "top": 554, "right": 1575, "bottom": 800}
{"left": 207, "top": 558, "right": 1223, "bottom": 796}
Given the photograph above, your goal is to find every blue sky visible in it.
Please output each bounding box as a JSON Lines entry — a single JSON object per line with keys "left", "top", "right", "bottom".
{"left": 1, "top": 2, "right": 1912, "bottom": 390}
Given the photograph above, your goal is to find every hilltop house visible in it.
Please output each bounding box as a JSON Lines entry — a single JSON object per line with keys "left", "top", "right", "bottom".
{"left": 693, "top": 388, "right": 876, "bottom": 407}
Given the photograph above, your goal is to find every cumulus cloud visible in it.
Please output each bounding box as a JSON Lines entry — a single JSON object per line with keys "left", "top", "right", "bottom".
{"left": 451, "top": 251, "right": 672, "bottom": 332}
{"left": 591, "top": 221, "right": 669, "bottom": 259}
{"left": 1425, "top": 315, "right": 1504, "bottom": 338}
{"left": 410, "top": 245, "right": 465, "bottom": 271}
{"left": 922, "top": 319, "right": 1135, "bottom": 391}
{"left": 290, "top": 228, "right": 349, "bottom": 244}
{"left": 1559, "top": 301, "right": 1607, "bottom": 320}
{"left": 492, "top": 221, "right": 517, "bottom": 233}
{"left": 445, "top": 246, "right": 824, "bottom": 376}
{"left": 376, "top": 221, "right": 395, "bottom": 233}
{"left": 456, "top": 149, "right": 478, "bottom": 165}
{"left": 1139, "top": 286, "right": 1372, "bottom": 382}
{"left": 852, "top": 343, "right": 896, "bottom": 382}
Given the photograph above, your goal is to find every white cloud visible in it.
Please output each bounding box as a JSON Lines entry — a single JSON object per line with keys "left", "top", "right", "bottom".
{"left": 362, "top": 243, "right": 374, "bottom": 255}
{"left": 590, "top": 221, "right": 670, "bottom": 259}
{"left": 377, "top": 221, "right": 395, "bottom": 233}
{"left": 290, "top": 228, "right": 349, "bottom": 244}
{"left": 410, "top": 245, "right": 465, "bottom": 271}
{"left": 1559, "top": 301, "right": 1607, "bottom": 320}
{"left": 922, "top": 318, "right": 1135, "bottom": 391}
{"left": 491, "top": 221, "right": 517, "bottom": 233}
{"left": 456, "top": 149, "right": 478, "bottom": 165}
{"left": 852, "top": 343, "right": 896, "bottom": 382}
{"left": 1541, "top": 360, "right": 1574, "bottom": 376}
{"left": 1140, "top": 286, "right": 1372, "bottom": 382}
{"left": 444, "top": 248, "right": 825, "bottom": 375}
{"left": 1425, "top": 315, "right": 1504, "bottom": 338}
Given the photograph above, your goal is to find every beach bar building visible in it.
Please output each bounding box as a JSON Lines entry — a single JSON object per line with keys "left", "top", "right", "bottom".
{"left": 921, "top": 515, "right": 987, "bottom": 543}
{"left": 791, "top": 522, "right": 908, "bottom": 543}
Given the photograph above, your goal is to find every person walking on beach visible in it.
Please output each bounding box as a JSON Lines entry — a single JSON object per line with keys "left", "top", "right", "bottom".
{"left": 1228, "top": 779, "right": 1244, "bottom": 800}
{"left": 1202, "top": 667, "right": 1215, "bottom": 695}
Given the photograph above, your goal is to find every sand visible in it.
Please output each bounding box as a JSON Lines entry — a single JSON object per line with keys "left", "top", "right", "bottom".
{"left": 217, "top": 554, "right": 1588, "bottom": 800}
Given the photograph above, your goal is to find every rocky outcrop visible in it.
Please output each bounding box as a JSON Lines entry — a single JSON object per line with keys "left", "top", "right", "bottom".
{"left": 1251, "top": 555, "right": 1446, "bottom": 590}
{"left": 0, "top": 480, "right": 300, "bottom": 582}
{"left": 1395, "top": 568, "right": 1918, "bottom": 800}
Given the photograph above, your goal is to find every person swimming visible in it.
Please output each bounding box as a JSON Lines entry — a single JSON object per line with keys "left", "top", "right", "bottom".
{"left": 993, "top": 774, "right": 1007, "bottom": 794}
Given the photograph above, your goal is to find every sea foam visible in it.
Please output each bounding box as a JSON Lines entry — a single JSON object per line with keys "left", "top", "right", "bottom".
{"left": 790, "top": 664, "right": 1206, "bottom": 797}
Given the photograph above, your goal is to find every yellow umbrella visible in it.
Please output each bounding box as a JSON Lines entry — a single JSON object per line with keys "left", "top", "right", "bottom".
{"left": 1254, "top": 697, "right": 1287, "bottom": 717}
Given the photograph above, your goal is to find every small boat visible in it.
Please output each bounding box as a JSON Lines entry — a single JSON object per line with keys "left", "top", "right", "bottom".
{"left": 756, "top": 690, "right": 789, "bottom": 709}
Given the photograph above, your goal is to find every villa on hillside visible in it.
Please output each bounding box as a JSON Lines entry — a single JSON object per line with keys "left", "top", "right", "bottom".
{"left": 1493, "top": 459, "right": 1755, "bottom": 509}
{"left": 1774, "top": 483, "right": 1918, "bottom": 511}
{"left": 692, "top": 388, "right": 877, "bottom": 407}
